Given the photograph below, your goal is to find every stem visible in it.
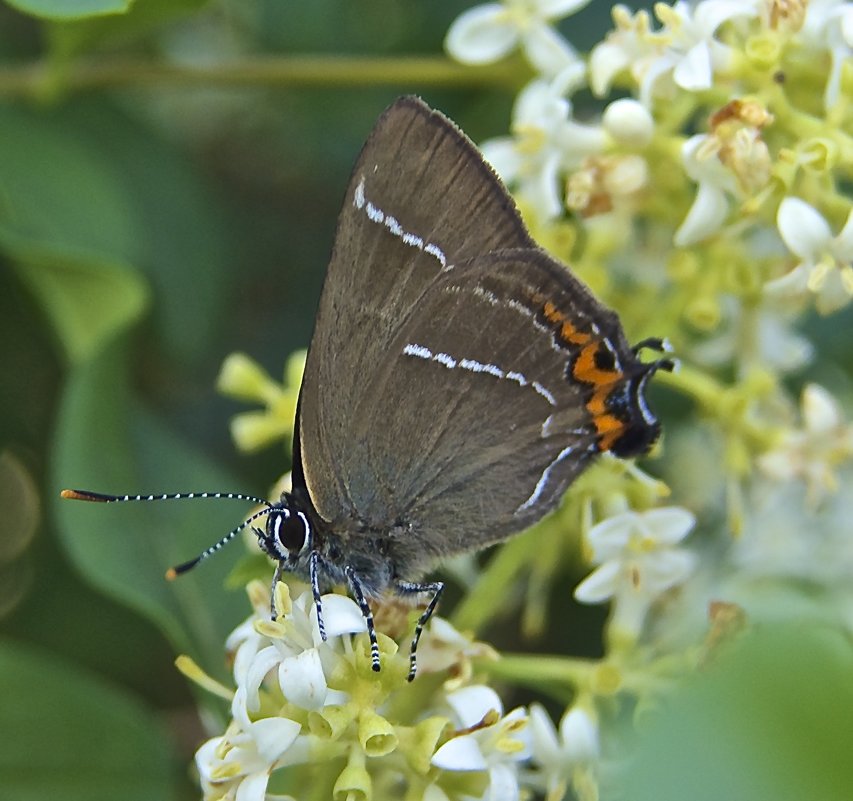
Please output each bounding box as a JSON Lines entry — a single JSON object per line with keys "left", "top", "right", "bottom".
{"left": 481, "top": 652, "right": 597, "bottom": 701}
{"left": 655, "top": 364, "right": 778, "bottom": 451}
{"left": 0, "top": 56, "right": 525, "bottom": 98}
{"left": 450, "top": 529, "right": 536, "bottom": 633}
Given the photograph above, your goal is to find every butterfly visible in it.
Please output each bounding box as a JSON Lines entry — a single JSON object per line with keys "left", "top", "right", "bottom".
{"left": 63, "top": 96, "right": 672, "bottom": 681}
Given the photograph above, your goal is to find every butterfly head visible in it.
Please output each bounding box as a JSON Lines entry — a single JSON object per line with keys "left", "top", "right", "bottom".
{"left": 605, "top": 344, "right": 676, "bottom": 458}
{"left": 256, "top": 493, "right": 313, "bottom": 566}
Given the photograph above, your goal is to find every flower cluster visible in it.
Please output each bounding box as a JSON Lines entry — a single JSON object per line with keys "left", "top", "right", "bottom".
{"left": 183, "top": 580, "right": 559, "bottom": 801}
{"left": 200, "top": 1, "right": 852, "bottom": 798}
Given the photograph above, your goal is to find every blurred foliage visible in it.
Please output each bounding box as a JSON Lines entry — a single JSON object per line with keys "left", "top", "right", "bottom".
{"left": 0, "top": 1, "right": 848, "bottom": 800}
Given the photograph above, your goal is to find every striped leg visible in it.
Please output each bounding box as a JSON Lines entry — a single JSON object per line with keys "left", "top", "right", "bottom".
{"left": 345, "top": 565, "right": 381, "bottom": 672}
{"left": 310, "top": 550, "right": 327, "bottom": 641}
{"left": 396, "top": 580, "right": 444, "bottom": 682}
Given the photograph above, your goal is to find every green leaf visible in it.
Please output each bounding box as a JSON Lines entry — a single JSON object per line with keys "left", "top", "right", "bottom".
{"left": 0, "top": 104, "right": 136, "bottom": 259}
{"left": 47, "top": 0, "right": 206, "bottom": 57}
{"left": 53, "top": 336, "right": 247, "bottom": 675}
{"left": 59, "top": 100, "right": 232, "bottom": 363}
{"left": 5, "top": 0, "right": 131, "bottom": 20}
{"left": 0, "top": 103, "right": 149, "bottom": 362}
{"left": 5, "top": 235, "right": 148, "bottom": 364}
{"left": 623, "top": 624, "right": 853, "bottom": 801}
{"left": 0, "top": 638, "right": 176, "bottom": 801}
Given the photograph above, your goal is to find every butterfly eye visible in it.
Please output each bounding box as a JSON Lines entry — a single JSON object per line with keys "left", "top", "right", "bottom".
{"left": 268, "top": 509, "right": 308, "bottom": 554}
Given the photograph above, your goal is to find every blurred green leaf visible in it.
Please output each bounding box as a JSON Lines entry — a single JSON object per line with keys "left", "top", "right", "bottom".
{"left": 47, "top": 0, "right": 206, "bottom": 57}
{"left": 0, "top": 638, "right": 176, "bottom": 801}
{"left": 5, "top": 236, "right": 148, "bottom": 364}
{"left": 624, "top": 624, "right": 853, "bottom": 801}
{"left": 53, "top": 336, "right": 247, "bottom": 676}
{"left": 4, "top": 0, "right": 131, "bottom": 21}
{"left": 58, "top": 100, "right": 232, "bottom": 364}
{"left": 0, "top": 104, "right": 135, "bottom": 258}
{"left": 0, "top": 100, "right": 231, "bottom": 363}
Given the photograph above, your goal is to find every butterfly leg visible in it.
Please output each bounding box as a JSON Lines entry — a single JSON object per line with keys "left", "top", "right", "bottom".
{"left": 345, "top": 565, "right": 381, "bottom": 672}
{"left": 632, "top": 337, "right": 671, "bottom": 354}
{"left": 310, "top": 550, "right": 327, "bottom": 641}
{"left": 396, "top": 580, "right": 444, "bottom": 682}
{"left": 269, "top": 560, "right": 284, "bottom": 619}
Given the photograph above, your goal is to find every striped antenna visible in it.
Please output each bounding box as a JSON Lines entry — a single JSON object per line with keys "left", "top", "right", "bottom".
{"left": 60, "top": 488, "right": 275, "bottom": 578}
{"left": 60, "top": 489, "right": 270, "bottom": 506}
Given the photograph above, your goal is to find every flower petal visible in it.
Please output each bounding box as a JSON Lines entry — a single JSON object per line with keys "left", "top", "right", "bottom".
{"left": 195, "top": 736, "right": 224, "bottom": 784}
{"left": 236, "top": 771, "right": 271, "bottom": 801}
{"left": 487, "top": 760, "right": 521, "bottom": 801}
{"left": 777, "top": 197, "right": 831, "bottom": 261}
{"left": 249, "top": 717, "right": 302, "bottom": 763}
{"left": 589, "top": 41, "right": 631, "bottom": 96}
{"left": 522, "top": 22, "right": 578, "bottom": 76}
{"left": 641, "top": 548, "right": 696, "bottom": 593}
{"left": 539, "top": 0, "right": 594, "bottom": 19}
{"left": 694, "top": 0, "right": 758, "bottom": 33}
{"left": 586, "top": 513, "right": 633, "bottom": 558}
{"left": 445, "top": 5, "right": 519, "bottom": 65}
{"left": 559, "top": 707, "right": 599, "bottom": 762}
{"left": 802, "top": 384, "right": 843, "bottom": 435}
{"left": 314, "top": 593, "right": 367, "bottom": 641}
{"left": 574, "top": 560, "right": 621, "bottom": 603}
{"left": 674, "top": 180, "right": 729, "bottom": 246}
{"left": 447, "top": 685, "right": 504, "bottom": 727}
{"left": 527, "top": 704, "right": 560, "bottom": 763}
{"left": 244, "top": 646, "right": 285, "bottom": 712}
{"left": 278, "top": 649, "right": 328, "bottom": 710}
{"left": 432, "top": 734, "right": 488, "bottom": 771}
{"left": 834, "top": 205, "right": 853, "bottom": 259}
{"left": 643, "top": 507, "right": 696, "bottom": 545}
{"left": 673, "top": 42, "right": 713, "bottom": 90}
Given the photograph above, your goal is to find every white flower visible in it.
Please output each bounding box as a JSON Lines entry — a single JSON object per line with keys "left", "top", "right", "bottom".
{"left": 432, "top": 685, "right": 529, "bottom": 801}
{"left": 445, "top": 0, "right": 592, "bottom": 76}
{"left": 194, "top": 586, "right": 369, "bottom": 800}
{"left": 196, "top": 687, "right": 302, "bottom": 801}
{"left": 758, "top": 383, "right": 853, "bottom": 504}
{"left": 574, "top": 507, "right": 697, "bottom": 639}
{"left": 481, "top": 68, "right": 605, "bottom": 220}
{"left": 414, "top": 615, "right": 499, "bottom": 688}
{"left": 526, "top": 704, "right": 599, "bottom": 801}
{"left": 797, "top": 0, "right": 853, "bottom": 109}
{"left": 654, "top": 1, "right": 760, "bottom": 92}
{"left": 243, "top": 589, "right": 366, "bottom": 712}
{"left": 590, "top": 1, "right": 759, "bottom": 106}
{"left": 766, "top": 197, "right": 853, "bottom": 314}
{"left": 673, "top": 133, "right": 739, "bottom": 245}
{"left": 589, "top": 5, "right": 663, "bottom": 101}
{"left": 675, "top": 109, "right": 772, "bottom": 246}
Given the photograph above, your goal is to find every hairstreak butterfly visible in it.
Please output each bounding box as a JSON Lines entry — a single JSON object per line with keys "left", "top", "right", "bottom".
{"left": 62, "top": 96, "right": 672, "bottom": 680}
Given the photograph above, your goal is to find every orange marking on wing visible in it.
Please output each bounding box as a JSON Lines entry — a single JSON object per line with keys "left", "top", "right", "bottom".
{"left": 560, "top": 321, "right": 591, "bottom": 345}
{"left": 572, "top": 342, "right": 622, "bottom": 387}
{"left": 542, "top": 300, "right": 564, "bottom": 324}
{"left": 586, "top": 386, "right": 609, "bottom": 416}
{"left": 594, "top": 414, "right": 626, "bottom": 451}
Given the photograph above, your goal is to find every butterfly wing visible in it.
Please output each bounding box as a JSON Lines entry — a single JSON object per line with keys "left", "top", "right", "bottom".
{"left": 296, "top": 96, "right": 647, "bottom": 567}
{"left": 340, "top": 247, "right": 621, "bottom": 562}
{"left": 298, "top": 96, "right": 536, "bottom": 521}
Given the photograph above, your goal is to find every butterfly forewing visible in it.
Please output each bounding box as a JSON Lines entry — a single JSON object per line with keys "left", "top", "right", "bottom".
{"left": 299, "top": 97, "right": 536, "bottom": 522}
